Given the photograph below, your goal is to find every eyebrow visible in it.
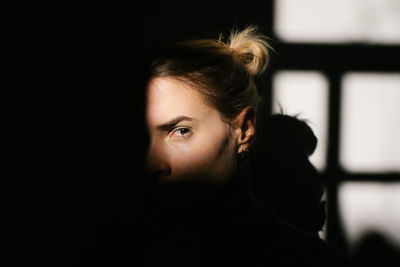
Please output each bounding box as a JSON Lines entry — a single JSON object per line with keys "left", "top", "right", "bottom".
{"left": 157, "top": 116, "right": 195, "bottom": 131}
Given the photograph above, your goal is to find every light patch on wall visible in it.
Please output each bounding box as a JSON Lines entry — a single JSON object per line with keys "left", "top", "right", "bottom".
{"left": 274, "top": 0, "right": 400, "bottom": 44}
{"left": 340, "top": 72, "right": 400, "bottom": 173}
{"left": 338, "top": 182, "right": 400, "bottom": 251}
{"left": 272, "top": 71, "right": 328, "bottom": 171}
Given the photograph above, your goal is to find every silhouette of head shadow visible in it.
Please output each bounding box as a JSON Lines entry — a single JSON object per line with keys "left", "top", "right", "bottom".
{"left": 250, "top": 113, "right": 326, "bottom": 237}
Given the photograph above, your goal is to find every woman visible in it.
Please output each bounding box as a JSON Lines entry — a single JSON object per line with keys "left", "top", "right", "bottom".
{"left": 140, "top": 26, "right": 354, "bottom": 267}
{"left": 145, "top": 25, "right": 269, "bottom": 184}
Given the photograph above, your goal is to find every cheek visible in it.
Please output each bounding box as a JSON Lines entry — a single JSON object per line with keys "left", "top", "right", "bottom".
{"left": 166, "top": 129, "right": 236, "bottom": 182}
{"left": 171, "top": 144, "right": 215, "bottom": 172}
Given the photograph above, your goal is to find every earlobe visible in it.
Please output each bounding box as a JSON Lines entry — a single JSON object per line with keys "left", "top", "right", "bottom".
{"left": 238, "top": 145, "right": 249, "bottom": 154}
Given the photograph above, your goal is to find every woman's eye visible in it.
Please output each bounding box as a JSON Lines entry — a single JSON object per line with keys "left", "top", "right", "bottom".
{"left": 172, "top": 127, "right": 191, "bottom": 138}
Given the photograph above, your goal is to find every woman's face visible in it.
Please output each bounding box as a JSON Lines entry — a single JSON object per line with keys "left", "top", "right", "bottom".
{"left": 145, "top": 77, "right": 238, "bottom": 184}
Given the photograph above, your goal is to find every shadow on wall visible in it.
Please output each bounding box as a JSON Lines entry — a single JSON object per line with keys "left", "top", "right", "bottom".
{"left": 249, "top": 113, "right": 326, "bottom": 238}
{"left": 351, "top": 232, "right": 400, "bottom": 267}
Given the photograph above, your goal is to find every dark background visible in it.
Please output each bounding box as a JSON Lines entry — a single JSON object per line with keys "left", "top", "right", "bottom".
{"left": 4, "top": 1, "right": 400, "bottom": 266}
{"left": 4, "top": 1, "right": 273, "bottom": 265}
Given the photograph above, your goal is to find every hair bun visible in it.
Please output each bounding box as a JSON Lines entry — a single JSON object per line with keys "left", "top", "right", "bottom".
{"left": 226, "top": 25, "right": 272, "bottom": 76}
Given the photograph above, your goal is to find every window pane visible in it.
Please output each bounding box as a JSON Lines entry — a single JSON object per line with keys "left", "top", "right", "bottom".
{"left": 339, "top": 182, "right": 400, "bottom": 251}
{"left": 340, "top": 72, "right": 400, "bottom": 173}
{"left": 274, "top": 0, "right": 400, "bottom": 44}
{"left": 272, "top": 71, "right": 328, "bottom": 171}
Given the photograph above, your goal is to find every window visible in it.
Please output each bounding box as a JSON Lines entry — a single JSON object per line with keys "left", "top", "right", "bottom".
{"left": 339, "top": 182, "right": 400, "bottom": 250}
{"left": 274, "top": 0, "right": 400, "bottom": 44}
{"left": 270, "top": 0, "right": 400, "bottom": 254}
{"left": 340, "top": 72, "right": 400, "bottom": 173}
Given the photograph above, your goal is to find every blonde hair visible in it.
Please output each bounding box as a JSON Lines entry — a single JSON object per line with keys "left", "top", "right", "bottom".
{"left": 224, "top": 25, "right": 271, "bottom": 76}
{"left": 148, "top": 25, "right": 272, "bottom": 119}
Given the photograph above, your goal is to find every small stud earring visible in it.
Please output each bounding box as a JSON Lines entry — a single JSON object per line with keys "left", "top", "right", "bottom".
{"left": 238, "top": 146, "right": 248, "bottom": 155}
{"left": 237, "top": 146, "right": 249, "bottom": 166}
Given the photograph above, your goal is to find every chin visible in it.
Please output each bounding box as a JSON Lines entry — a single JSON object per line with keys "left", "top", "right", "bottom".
{"left": 159, "top": 172, "right": 224, "bottom": 186}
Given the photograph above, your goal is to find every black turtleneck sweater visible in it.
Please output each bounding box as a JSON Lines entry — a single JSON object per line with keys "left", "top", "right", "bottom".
{"left": 139, "top": 161, "right": 355, "bottom": 267}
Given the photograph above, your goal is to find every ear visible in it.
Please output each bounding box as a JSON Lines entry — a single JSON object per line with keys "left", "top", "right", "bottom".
{"left": 233, "top": 106, "right": 256, "bottom": 153}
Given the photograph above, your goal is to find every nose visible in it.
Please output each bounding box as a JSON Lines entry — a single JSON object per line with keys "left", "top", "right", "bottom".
{"left": 146, "top": 142, "right": 171, "bottom": 180}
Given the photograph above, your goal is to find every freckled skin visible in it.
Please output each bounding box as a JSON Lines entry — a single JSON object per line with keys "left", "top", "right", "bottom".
{"left": 146, "top": 77, "right": 239, "bottom": 184}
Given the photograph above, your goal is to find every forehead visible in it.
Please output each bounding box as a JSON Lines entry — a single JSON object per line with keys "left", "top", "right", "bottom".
{"left": 146, "top": 77, "right": 214, "bottom": 126}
